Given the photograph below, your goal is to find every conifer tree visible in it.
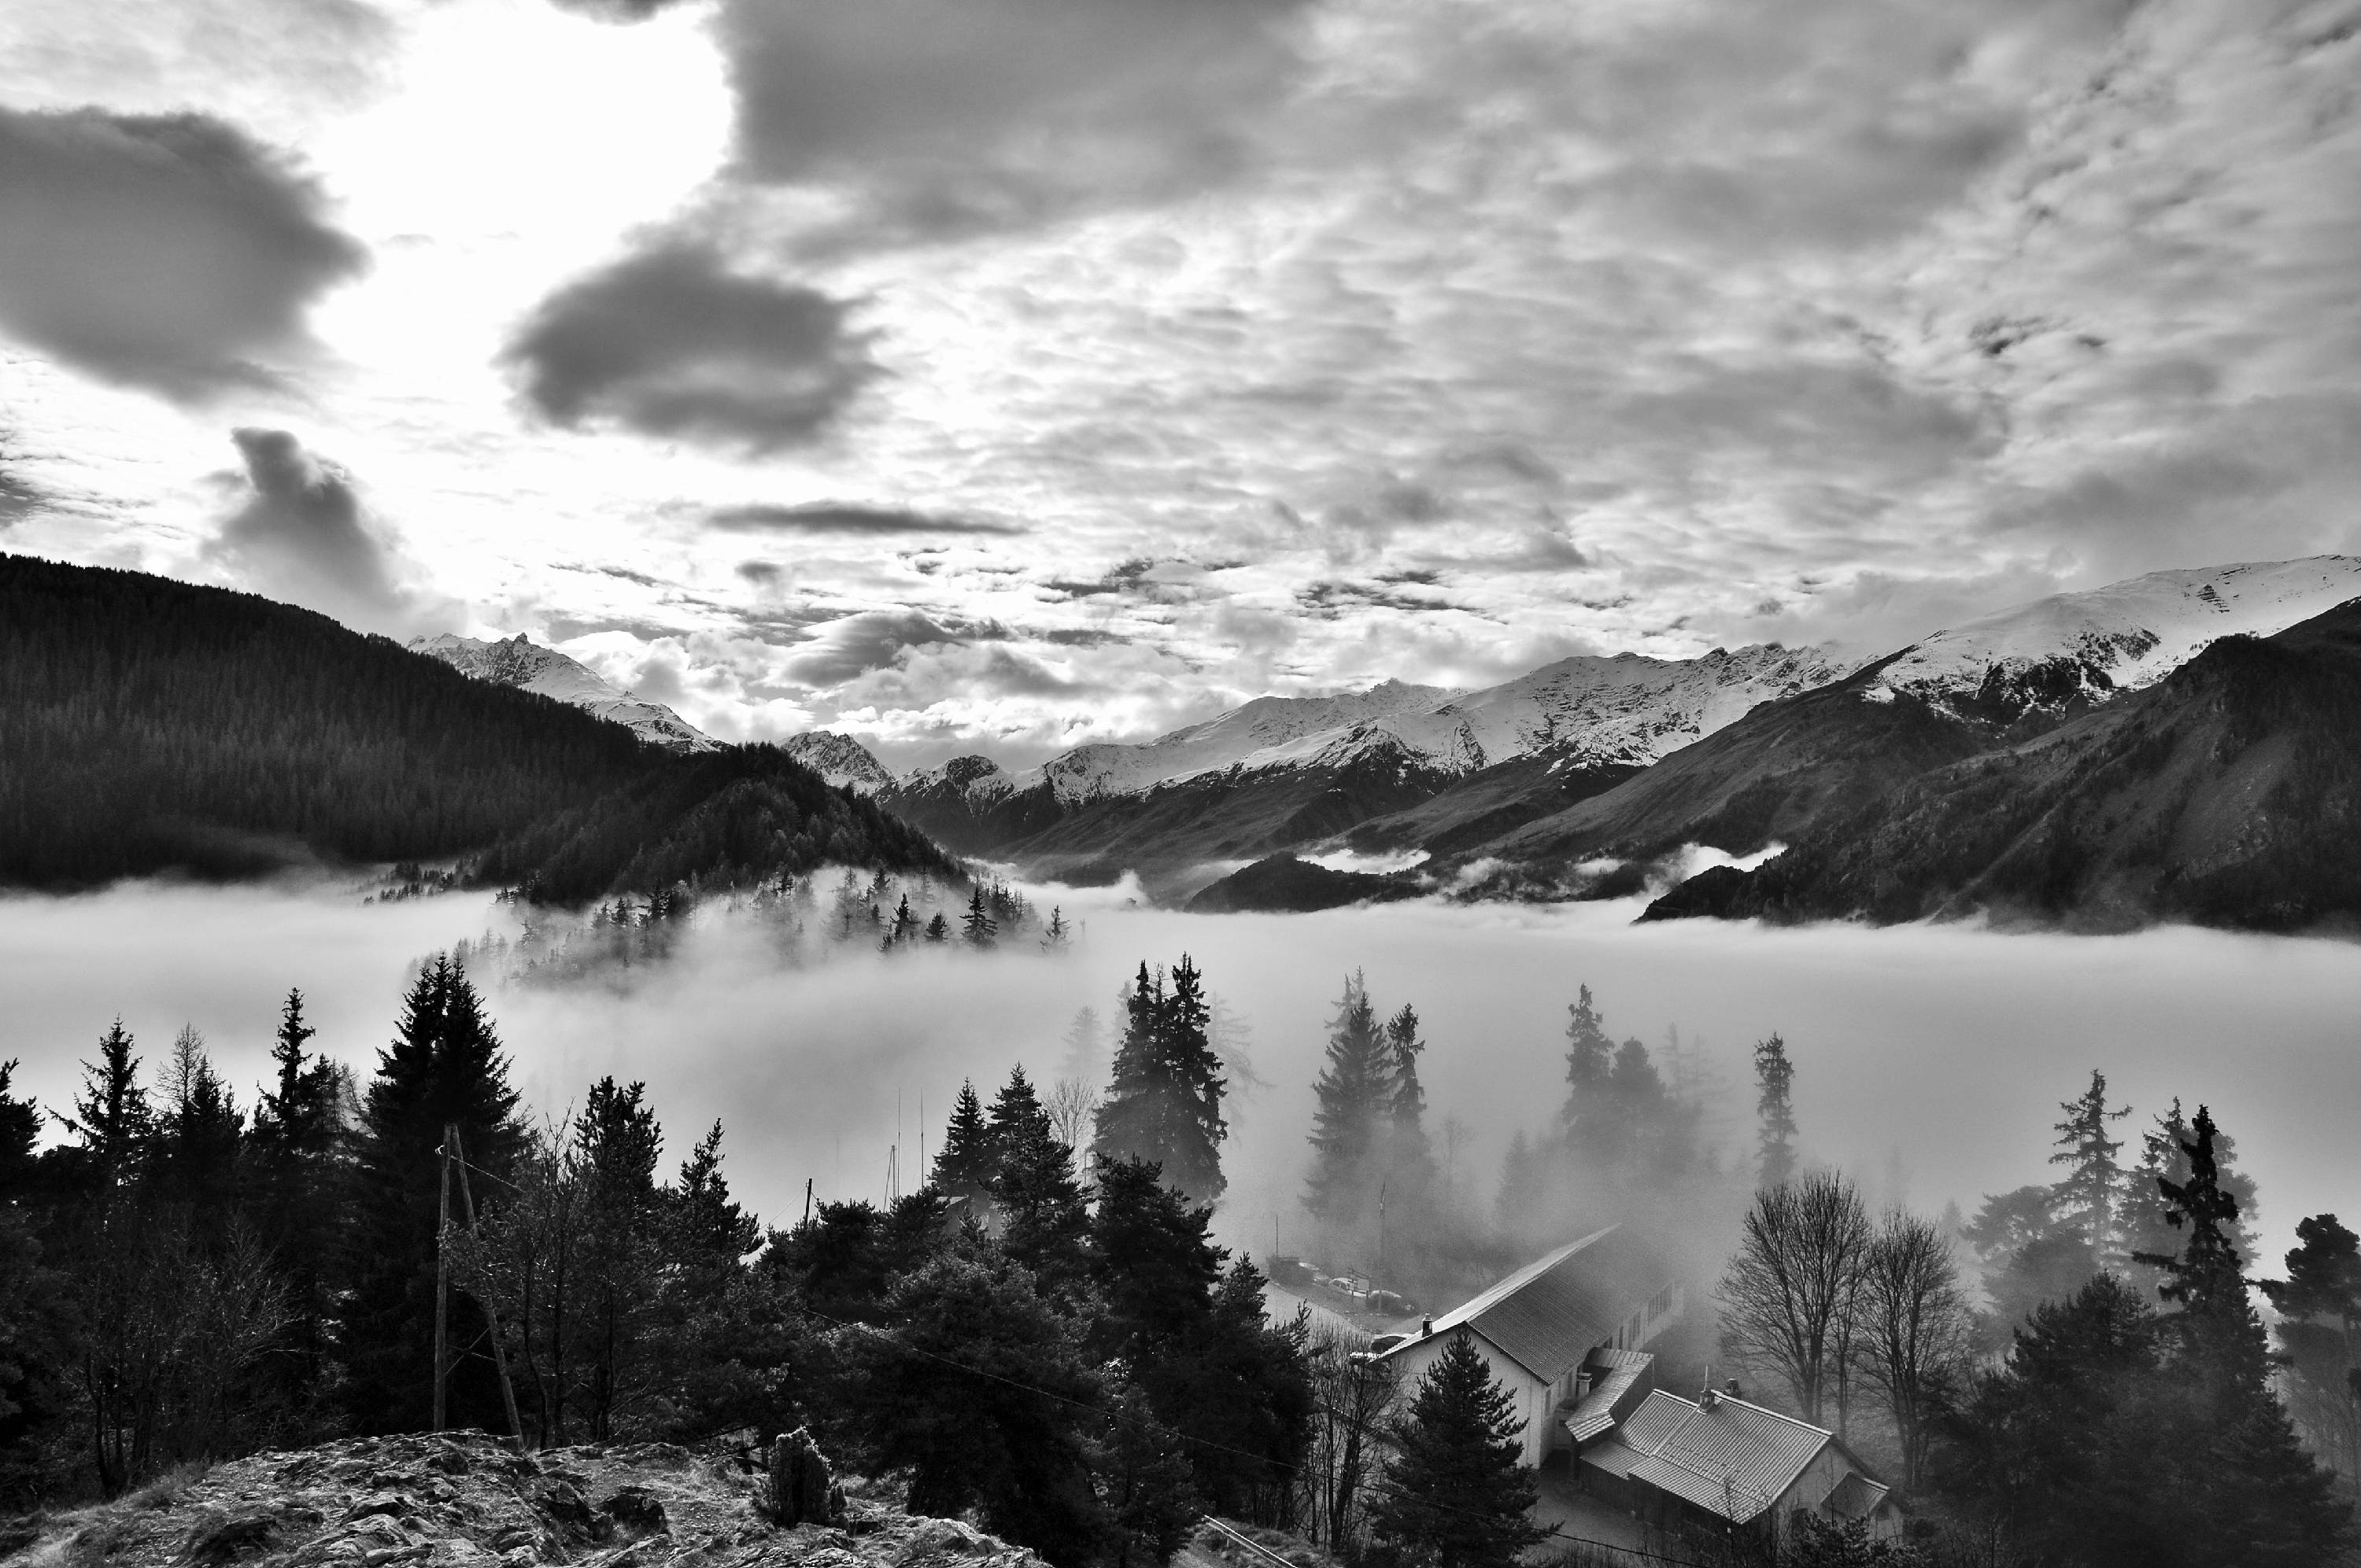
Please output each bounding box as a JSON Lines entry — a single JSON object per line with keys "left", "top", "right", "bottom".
{"left": 2049, "top": 1069, "right": 2130, "bottom": 1265}
{"left": 569, "top": 1077, "right": 665, "bottom": 1438}
{"left": 1093, "top": 957, "right": 1228, "bottom": 1203}
{"left": 672, "top": 1120, "right": 760, "bottom": 1267}
{"left": 68, "top": 1019, "right": 150, "bottom": 1212}
{"left": 992, "top": 1068, "right": 1090, "bottom": 1289}
{"left": 1040, "top": 906, "right": 1070, "bottom": 952}
{"left": 2121, "top": 1097, "right": 2261, "bottom": 1289}
{"left": 962, "top": 887, "right": 999, "bottom": 947}
{"left": 1304, "top": 974, "right": 1387, "bottom": 1230}
{"left": 1368, "top": 1332, "right": 1551, "bottom": 1568}
{"left": 933, "top": 1081, "right": 996, "bottom": 1204}
{"left": 342, "top": 955, "right": 528, "bottom": 1433}
{"left": 884, "top": 894, "right": 918, "bottom": 948}
{"left": 925, "top": 911, "right": 949, "bottom": 943}
{"left": 1560, "top": 984, "right": 1613, "bottom": 1130}
{"left": 1753, "top": 1032, "right": 1798, "bottom": 1189}
{"left": 2130, "top": 1106, "right": 2352, "bottom": 1564}
{"left": 1495, "top": 1131, "right": 1541, "bottom": 1232}
{"left": 2260, "top": 1215, "right": 2361, "bottom": 1487}
{"left": 1059, "top": 1006, "right": 1105, "bottom": 1089}
{"left": 154, "top": 1025, "right": 244, "bottom": 1244}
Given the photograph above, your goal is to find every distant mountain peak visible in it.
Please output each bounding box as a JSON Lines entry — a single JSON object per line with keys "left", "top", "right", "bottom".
{"left": 409, "top": 632, "right": 718, "bottom": 754}
{"left": 778, "top": 731, "right": 895, "bottom": 794}
{"left": 1860, "top": 556, "right": 2361, "bottom": 729}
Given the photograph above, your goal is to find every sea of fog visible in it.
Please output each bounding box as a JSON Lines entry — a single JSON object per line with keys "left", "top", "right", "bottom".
{"left": 1, "top": 877, "right": 2355, "bottom": 1273}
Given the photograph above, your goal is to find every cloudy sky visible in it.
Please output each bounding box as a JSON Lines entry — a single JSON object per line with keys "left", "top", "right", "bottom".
{"left": 4, "top": 0, "right": 2359, "bottom": 767}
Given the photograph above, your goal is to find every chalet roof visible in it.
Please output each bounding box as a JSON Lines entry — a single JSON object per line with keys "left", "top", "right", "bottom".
{"left": 1563, "top": 1347, "right": 1655, "bottom": 1444}
{"left": 1375, "top": 1225, "right": 1670, "bottom": 1383}
{"left": 1611, "top": 1389, "right": 1835, "bottom": 1524}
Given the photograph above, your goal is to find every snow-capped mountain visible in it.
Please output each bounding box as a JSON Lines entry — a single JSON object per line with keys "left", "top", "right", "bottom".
{"left": 993, "top": 646, "right": 1853, "bottom": 806}
{"left": 1030, "top": 679, "right": 1458, "bottom": 802}
{"left": 409, "top": 633, "right": 717, "bottom": 754}
{"left": 779, "top": 731, "right": 897, "bottom": 793}
{"left": 1861, "top": 557, "right": 2361, "bottom": 725}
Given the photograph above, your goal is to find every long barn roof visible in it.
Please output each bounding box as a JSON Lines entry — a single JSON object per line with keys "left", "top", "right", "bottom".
{"left": 1375, "top": 1225, "right": 1670, "bottom": 1382}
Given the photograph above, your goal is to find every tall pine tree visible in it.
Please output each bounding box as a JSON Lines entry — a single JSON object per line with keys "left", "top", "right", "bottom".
{"left": 1303, "top": 973, "right": 1387, "bottom": 1230}
{"left": 1092, "top": 957, "right": 1227, "bottom": 1203}
{"left": 1368, "top": 1332, "right": 1552, "bottom": 1568}
{"left": 2049, "top": 1069, "right": 2130, "bottom": 1267}
{"left": 341, "top": 955, "right": 528, "bottom": 1433}
{"left": 2131, "top": 1106, "right": 2352, "bottom": 1565}
{"left": 1753, "top": 1032, "right": 1798, "bottom": 1189}
{"left": 933, "top": 1080, "right": 996, "bottom": 1204}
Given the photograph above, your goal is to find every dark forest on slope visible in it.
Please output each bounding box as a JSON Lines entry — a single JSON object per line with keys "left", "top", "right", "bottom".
{"left": 0, "top": 555, "right": 954, "bottom": 898}
{"left": 1646, "top": 598, "right": 2361, "bottom": 932}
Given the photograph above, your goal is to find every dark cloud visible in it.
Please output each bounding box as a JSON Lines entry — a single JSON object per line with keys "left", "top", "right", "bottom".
{"left": 202, "top": 429, "right": 435, "bottom": 634}
{"left": 1035, "top": 627, "right": 1132, "bottom": 647}
{"left": 0, "top": 106, "right": 366, "bottom": 399}
{"left": 781, "top": 608, "right": 963, "bottom": 686}
{"left": 706, "top": 502, "right": 1020, "bottom": 536}
{"left": 735, "top": 560, "right": 784, "bottom": 586}
{"left": 717, "top": 0, "right": 1309, "bottom": 250}
{"left": 1295, "top": 579, "right": 1449, "bottom": 618}
{"left": 502, "top": 239, "right": 880, "bottom": 449}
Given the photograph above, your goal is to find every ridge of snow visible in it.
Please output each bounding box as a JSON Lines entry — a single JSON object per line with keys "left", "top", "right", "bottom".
{"left": 897, "top": 754, "right": 1022, "bottom": 805}
{"left": 1864, "top": 556, "right": 2361, "bottom": 718}
{"left": 779, "top": 731, "right": 896, "bottom": 794}
{"left": 996, "top": 648, "right": 1855, "bottom": 804}
{"left": 408, "top": 633, "right": 719, "bottom": 754}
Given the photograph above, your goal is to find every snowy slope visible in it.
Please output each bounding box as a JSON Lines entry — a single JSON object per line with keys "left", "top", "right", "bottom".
{"left": 999, "top": 647, "right": 1852, "bottom": 803}
{"left": 409, "top": 633, "right": 717, "bottom": 754}
{"left": 780, "top": 731, "right": 896, "bottom": 793}
{"left": 1863, "top": 557, "right": 2361, "bottom": 723}
{"left": 1028, "top": 680, "right": 1457, "bottom": 802}
{"left": 1373, "top": 644, "right": 1856, "bottom": 772}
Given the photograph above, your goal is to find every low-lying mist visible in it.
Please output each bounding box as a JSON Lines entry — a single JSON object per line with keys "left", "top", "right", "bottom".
{"left": 2, "top": 876, "right": 2354, "bottom": 1278}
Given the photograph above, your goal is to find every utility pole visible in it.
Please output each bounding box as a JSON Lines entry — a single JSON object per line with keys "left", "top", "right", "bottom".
{"left": 448, "top": 1123, "right": 523, "bottom": 1445}
{"left": 804, "top": 1177, "right": 814, "bottom": 1225}
{"left": 433, "top": 1127, "right": 453, "bottom": 1433}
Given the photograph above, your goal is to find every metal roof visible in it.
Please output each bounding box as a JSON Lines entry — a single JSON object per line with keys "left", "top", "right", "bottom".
{"left": 1611, "top": 1389, "right": 1834, "bottom": 1525}
{"left": 1564, "top": 1347, "right": 1656, "bottom": 1444}
{"left": 1375, "top": 1225, "right": 1672, "bottom": 1382}
{"left": 1577, "top": 1439, "right": 1646, "bottom": 1481}
{"left": 1820, "top": 1470, "right": 1892, "bottom": 1522}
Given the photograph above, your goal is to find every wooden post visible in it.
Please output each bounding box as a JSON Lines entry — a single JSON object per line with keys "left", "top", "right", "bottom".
{"left": 433, "top": 1125, "right": 453, "bottom": 1433}
{"left": 449, "top": 1125, "right": 525, "bottom": 1446}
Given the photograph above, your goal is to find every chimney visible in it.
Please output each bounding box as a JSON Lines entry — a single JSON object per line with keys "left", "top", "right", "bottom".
{"left": 1421, "top": 1316, "right": 1433, "bottom": 1337}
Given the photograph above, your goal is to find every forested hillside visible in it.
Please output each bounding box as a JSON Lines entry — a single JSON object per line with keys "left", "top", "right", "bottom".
{"left": 0, "top": 555, "right": 952, "bottom": 896}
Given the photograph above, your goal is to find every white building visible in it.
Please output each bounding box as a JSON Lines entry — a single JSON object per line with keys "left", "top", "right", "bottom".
{"left": 1370, "top": 1225, "right": 1684, "bottom": 1469}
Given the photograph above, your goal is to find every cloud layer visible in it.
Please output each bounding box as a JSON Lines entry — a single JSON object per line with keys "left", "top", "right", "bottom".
{"left": 0, "top": 105, "right": 365, "bottom": 397}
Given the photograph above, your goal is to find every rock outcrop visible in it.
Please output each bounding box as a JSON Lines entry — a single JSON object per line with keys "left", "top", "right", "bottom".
{"left": 5, "top": 1433, "right": 1044, "bottom": 1568}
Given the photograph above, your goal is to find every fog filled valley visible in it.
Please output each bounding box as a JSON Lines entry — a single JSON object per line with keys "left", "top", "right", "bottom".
{"left": 5, "top": 875, "right": 2351, "bottom": 1273}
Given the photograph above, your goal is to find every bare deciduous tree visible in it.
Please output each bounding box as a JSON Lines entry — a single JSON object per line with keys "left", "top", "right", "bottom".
{"left": 1716, "top": 1169, "right": 1872, "bottom": 1425}
{"left": 1044, "top": 1077, "right": 1099, "bottom": 1166}
{"left": 1297, "top": 1325, "right": 1398, "bottom": 1552}
{"left": 1854, "top": 1208, "right": 1976, "bottom": 1489}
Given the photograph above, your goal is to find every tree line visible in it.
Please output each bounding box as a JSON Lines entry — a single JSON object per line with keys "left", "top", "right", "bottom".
{"left": 0, "top": 950, "right": 1314, "bottom": 1568}
{"left": 1714, "top": 1070, "right": 2355, "bottom": 1566}
{"left": 0, "top": 552, "right": 950, "bottom": 895}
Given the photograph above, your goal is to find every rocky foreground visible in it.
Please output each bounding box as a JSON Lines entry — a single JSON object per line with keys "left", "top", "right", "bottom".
{"left": 3, "top": 1433, "right": 1052, "bottom": 1568}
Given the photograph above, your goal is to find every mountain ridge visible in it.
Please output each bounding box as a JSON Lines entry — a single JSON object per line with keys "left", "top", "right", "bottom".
{"left": 411, "top": 631, "right": 717, "bottom": 754}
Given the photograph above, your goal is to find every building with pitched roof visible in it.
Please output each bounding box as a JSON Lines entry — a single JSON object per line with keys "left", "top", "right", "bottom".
{"left": 1577, "top": 1386, "right": 1901, "bottom": 1541}
{"left": 1371, "top": 1226, "right": 1683, "bottom": 1467}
